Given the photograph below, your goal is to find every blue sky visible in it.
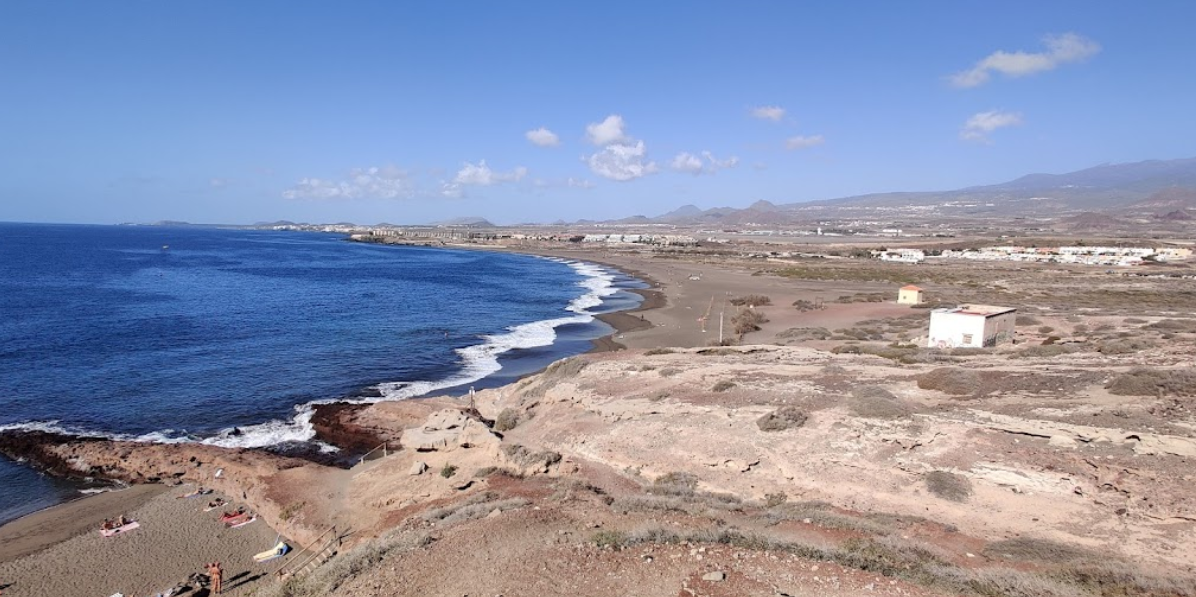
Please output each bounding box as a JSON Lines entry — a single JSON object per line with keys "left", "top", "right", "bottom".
{"left": 2, "top": 1, "right": 1194, "bottom": 225}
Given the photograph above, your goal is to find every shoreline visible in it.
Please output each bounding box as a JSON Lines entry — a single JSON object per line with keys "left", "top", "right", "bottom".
{"left": 0, "top": 484, "right": 167, "bottom": 562}
{"left": 0, "top": 242, "right": 668, "bottom": 544}
{"left": 304, "top": 246, "right": 666, "bottom": 452}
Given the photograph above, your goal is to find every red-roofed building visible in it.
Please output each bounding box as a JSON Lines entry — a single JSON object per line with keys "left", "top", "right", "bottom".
{"left": 897, "top": 285, "right": 924, "bottom": 305}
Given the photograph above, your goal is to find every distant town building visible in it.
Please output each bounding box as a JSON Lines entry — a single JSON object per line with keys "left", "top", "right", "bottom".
{"left": 937, "top": 245, "right": 1189, "bottom": 267}
{"left": 875, "top": 249, "right": 925, "bottom": 263}
{"left": 927, "top": 305, "right": 1017, "bottom": 349}
{"left": 897, "top": 285, "right": 924, "bottom": 305}
{"left": 1156, "top": 247, "right": 1194, "bottom": 261}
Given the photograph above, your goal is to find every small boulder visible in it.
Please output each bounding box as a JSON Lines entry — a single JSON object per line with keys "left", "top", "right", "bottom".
{"left": 409, "top": 461, "right": 428, "bottom": 476}
{"left": 702, "top": 571, "right": 726, "bottom": 582}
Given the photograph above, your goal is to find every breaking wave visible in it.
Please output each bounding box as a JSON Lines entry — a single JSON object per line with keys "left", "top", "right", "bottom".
{"left": 2, "top": 260, "right": 625, "bottom": 450}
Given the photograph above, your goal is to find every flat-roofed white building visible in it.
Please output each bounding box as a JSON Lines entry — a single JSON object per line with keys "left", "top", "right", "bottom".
{"left": 927, "top": 304, "right": 1017, "bottom": 349}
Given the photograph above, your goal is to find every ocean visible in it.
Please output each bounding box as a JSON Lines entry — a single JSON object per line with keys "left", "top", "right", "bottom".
{"left": 0, "top": 223, "right": 644, "bottom": 524}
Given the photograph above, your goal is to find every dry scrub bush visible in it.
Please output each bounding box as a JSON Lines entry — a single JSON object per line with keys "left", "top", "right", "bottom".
{"left": 614, "top": 492, "right": 743, "bottom": 516}
{"left": 764, "top": 501, "right": 892, "bottom": 536}
{"left": 493, "top": 408, "right": 521, "bottom": 432}
{"left": 1105, "top": 367, "right": 1196, "bottom": 397}
{"left": 502, "top": 444, "right": 562, "bottom": 470}
{"left": 278, "top": 501, "right": 306, "bottom": 522}
{"left": 764, "top": 492, "right": 787, "bottom": 507}
{"left": 732, "top": 309, "right": 768, "bottom": 335}
{"left": 1123, "top": 317, "right": 1148, "bottom": 325}
{"left": 611, "top": 473, "right": 744, "bottom": 515}
{"left": 262, "top": 529, "right": 431, "bottom": 597}
{"left": 775, "top": 326, "right": 831, "bottom": 341}
{"left": 1038, "top": 325, "right": 1055, "bottom": 334}
{"left": 644, "top": 347, "right": 674, "bottom": 355}
{"left": 1146, "top": 319, "right": 1196, "bottom": 332}
{"left": 650, "top": 471, "right": 699, "bottom": 494}
{"left": 439, "top": 498, "right": 529, "bottom": 525}
{"left": 792, "top": 299, "right": 822, "bottom": 312}
{"left": 983, "top": 537, "right": 1097, "bottom": 565}
{"left": 730, "top": 294, "right": 772, "bottom": 307}
{"left": 587, "top": 524, "right": 1196, "bottom": 597}
{"left": 473, "top": 466, "right": 523, "bottom": 479}
{"left": 849, "top": 385, "right": 913, "bottom": 419}
{"left": 924, "top": 471, "right": 972, "bottom": 502}
{"left": 917, "top": 367, "right": 982, "bottom": 396}
{"left": 421, "top": 491, "right": 529, "bottom": 525}
{"left": 1094, "top": 338, "right": 1155, "bottom": 355}
{"left": 1016, "top": 315, "right": 1042, "bottom": 326}
{"left": 757, "top": 405, "right": 808, "bottom": 431}
{"left": 711, "top": 380, "right": 736, "bottom": 392}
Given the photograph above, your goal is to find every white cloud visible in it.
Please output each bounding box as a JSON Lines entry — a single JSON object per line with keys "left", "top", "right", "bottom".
{"left": 585, "top": 141, "right": 658, "bottom": 181}
{"left": 671, "top": 152, "right": 704, "bottom": 174}
{"left": 282, "top": 165, "right": 410, "bottom": 200}
{"left": 453, "top": 160, "right": 528, "bottom": 186}
{"left": 209, "top": 177, "right": 230, "bottom": 188}
{"left": 440, "top": 181, "right": 464, "bottom": 198}
{"left": 585, "top": 114, "right": 628, "bottom": 145}
{"left": 670, "top": 151, "right": 740, "bottom": 175}
{"left": 785, "top": 135, "right": 825, "bottom": 150}
{"left": 751, "top": 106, "right": 786, "bottom": 122}
{"left": 951, "top": 33, "right": 1100, "bottom": 88}
{"left": 703, "top": 151, "right": 739, "bottom": 170}
{"left": 960, "top": 110, "right": 1023, "bottom": 142}
{"left": 534, "top": 177, "right": 596, "bottom": 190}
{"left": 525, "top": 127, "right": 560, "bottom": 147}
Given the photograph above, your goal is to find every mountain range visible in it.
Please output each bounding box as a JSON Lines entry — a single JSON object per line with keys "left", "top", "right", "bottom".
{"left": 608, "top": 157, "right": 1196, "bottom": 227}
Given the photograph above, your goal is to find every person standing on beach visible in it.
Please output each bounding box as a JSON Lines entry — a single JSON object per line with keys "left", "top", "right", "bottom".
{"left": 207, "top": 561, "right": 223, "bottom": 594}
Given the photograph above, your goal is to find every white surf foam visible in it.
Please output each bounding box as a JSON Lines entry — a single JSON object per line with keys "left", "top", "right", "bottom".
{"left": 1, "top": 260, "right": 625, "bottom": 450}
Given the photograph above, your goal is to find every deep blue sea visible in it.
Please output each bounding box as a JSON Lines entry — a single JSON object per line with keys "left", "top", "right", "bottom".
{"left": 0, "top": 223, "right": 643, "bottom": 524}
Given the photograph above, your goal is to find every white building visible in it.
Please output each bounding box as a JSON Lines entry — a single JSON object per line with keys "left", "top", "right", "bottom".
{"left": 876, "top": 248, "right": 925, "bottom": 263}
{"left": 927, "top": 305, "right": 1017, "bottom": 349}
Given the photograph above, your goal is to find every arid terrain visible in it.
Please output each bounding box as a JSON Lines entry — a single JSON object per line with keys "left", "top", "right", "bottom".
{"left": 3, "top": 239, "right": 1196, "bottom": 597}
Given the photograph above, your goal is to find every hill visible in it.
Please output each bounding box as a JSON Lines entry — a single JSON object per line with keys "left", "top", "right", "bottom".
{"left": 617, "top": 157, "right": 1196, "bottom": 225}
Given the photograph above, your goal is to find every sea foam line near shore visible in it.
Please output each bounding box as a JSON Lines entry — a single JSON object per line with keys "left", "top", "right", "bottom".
{"left": 0, "top": 259, "right": 628, "bottom": 451}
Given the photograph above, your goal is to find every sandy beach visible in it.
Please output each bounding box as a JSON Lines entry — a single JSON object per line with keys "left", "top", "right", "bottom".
{"left": 528, "top": 245, "right": 915, "bottom": 350}
{"left": 0, "top": 484, "right": 284, "bottom": 597}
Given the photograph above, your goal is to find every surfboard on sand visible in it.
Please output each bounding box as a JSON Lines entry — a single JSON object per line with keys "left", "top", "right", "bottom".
{"left": 100, "top": 521, "right": 140, "bottom": 537}
{"left": 253, "top": 541, "right": 290, "bottom": 563}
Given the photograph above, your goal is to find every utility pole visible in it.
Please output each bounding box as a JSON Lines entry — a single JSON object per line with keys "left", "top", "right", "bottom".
{"left": 719, "top": 303, "right": 725, "bottom": 344}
